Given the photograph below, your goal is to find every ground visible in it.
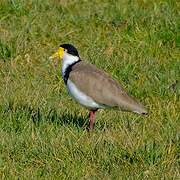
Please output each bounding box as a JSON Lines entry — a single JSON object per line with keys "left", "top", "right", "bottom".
{"left": 0, "top": 0, "right": 179, "bottom": 179}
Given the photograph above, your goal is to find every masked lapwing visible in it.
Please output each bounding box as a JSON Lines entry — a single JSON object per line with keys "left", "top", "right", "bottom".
{"left": 50, "top": 44, "right": 148, "bottom": 129}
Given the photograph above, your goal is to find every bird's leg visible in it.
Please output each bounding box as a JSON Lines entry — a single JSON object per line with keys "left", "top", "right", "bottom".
{"left": 89, "top": 110, "right": 96, "bottom": 130}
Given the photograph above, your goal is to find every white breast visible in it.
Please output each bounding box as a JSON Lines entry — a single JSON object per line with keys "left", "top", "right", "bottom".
{"left": 67, "top": 79, "right": 106, "bottom": 110}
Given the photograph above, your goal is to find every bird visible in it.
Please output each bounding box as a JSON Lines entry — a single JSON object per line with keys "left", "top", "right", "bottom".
{"left": 50, "top": 44, "right": 148, "bottom": 129}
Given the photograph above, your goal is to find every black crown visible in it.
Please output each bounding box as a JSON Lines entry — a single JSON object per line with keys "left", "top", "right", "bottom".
{"left": 60, "top": 44, "right": 79, "bottom": 57}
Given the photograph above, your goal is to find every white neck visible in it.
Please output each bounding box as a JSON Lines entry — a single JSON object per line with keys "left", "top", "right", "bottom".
{"left": 62, "top": 52, "right": 79, "bottom": 76}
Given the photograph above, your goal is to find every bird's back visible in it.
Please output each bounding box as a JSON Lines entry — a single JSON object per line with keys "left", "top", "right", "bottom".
{"left": 69, "top": 61, "right": 147, "bottom": 114}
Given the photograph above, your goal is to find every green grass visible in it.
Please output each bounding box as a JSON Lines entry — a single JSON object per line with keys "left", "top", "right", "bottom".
{"left": 0, "top": 0, "right": 179, "bottom": 179}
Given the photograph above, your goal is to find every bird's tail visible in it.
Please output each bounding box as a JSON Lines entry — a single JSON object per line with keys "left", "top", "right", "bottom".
{"left": 116, "top": 94, "right": 148, "bottom": 115}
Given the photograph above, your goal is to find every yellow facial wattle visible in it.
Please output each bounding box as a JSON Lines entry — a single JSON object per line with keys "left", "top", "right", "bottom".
{"left": 50, "top": 47, "right": 65, "bottom": 60}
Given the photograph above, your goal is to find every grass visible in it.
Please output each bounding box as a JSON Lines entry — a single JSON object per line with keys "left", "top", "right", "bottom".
{"left": 0, "top": 0, "right": 179, "bottom": 179}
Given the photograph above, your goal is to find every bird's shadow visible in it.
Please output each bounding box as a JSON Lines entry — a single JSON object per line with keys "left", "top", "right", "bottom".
{"left": 44, "top": 108, "right": 89, "bottom": 129}
{"left": 3, "top": 102, "right": 89, "bottom": 129}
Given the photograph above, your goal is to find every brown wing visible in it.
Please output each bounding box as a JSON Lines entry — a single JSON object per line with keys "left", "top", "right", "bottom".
{"left": 69, "top": 61, "right": 147, "bottom": 113}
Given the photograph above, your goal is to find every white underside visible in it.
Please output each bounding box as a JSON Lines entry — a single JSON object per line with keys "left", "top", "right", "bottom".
{"left": 67, "top": 79, "right": 106, "bottom": 110}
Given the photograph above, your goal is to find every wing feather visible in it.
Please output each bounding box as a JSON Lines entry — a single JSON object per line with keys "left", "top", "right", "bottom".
{"left": 69, "top": 61, "right": 145, "bottom": 112}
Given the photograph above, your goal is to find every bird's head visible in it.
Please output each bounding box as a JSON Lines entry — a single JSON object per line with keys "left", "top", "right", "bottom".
{"left": 50, "top": 44, "right": 79, "bottom": 66}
